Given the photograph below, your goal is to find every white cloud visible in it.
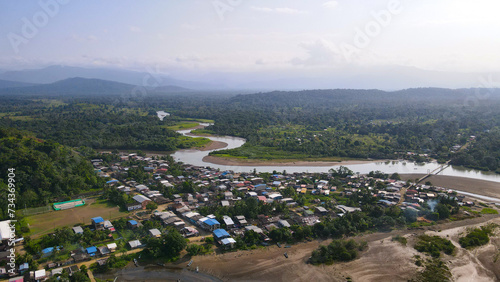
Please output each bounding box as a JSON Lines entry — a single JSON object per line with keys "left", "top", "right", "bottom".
{"left": 181, "top": 24, "right": 199, "bottom": 30}
{"left": 129, "top": 26, "right": 141, "bottom": 33}
{"left": 291, "top": 39, "right": 383, "bottom": 68}
{"left": 322, "top": 1, "right": 338, "bottom": 9}
{"left": 251, "top": 6, "right": 273, "bottom": 13}
{"left": 291, "top": 39, "right": 343, "bottom": 67}
{"left": 251, "top": 6, "right": 307, "bottom": 15}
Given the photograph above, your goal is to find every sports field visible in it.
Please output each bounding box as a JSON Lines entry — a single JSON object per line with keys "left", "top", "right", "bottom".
{"left": 25, "top": 198, "right": 127, "bottom": 238}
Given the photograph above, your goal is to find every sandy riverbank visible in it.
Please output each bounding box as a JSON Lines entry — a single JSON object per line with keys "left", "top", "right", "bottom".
{"left": 202, "top": 155, "right": 381, "bottom": 167}
{"left": 177, "top": 214, "right": 500, "bottom": 281}
{"left": 198, "top": 141, "right": 228, "bottom": 151}
{"left": 400, "top": 174, "right": 500, "bottom": 199}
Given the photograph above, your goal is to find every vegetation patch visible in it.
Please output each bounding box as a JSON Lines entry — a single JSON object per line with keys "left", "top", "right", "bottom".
{"left": 411, "top": 258, "right": 452, "bottom": 282}
{"left": 309, "top": 239, "right": 367, "bottom": 265}
{"left": 459, "top": 224, "right": 498, "bottom": 249}
{"left": 166, "top": 121, "right": 200, "bottom": 130}
{"left": 480, "top": 208, "right": 498, "bottom": 214}
{"left": 211, "top": 144, "right": 349, "bottom": 161}
{"left": 392, "top": 235, "right": 408, "bottom": 246}
{"left": 190, "top": 128, "right": 217, "bottom": 135}
{"left": 414, "top": 235, "right": 455, "bottom": 258}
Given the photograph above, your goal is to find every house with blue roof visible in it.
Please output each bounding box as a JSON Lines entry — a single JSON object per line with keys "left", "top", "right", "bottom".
{"left": 199, "top": 218, "right": 220, "bottom": 231}
{"left": 128, "top": 220, "right": 138, "bottom": 229}
{"left": 42, "top": 247, "right": 54, "bottom": 254}
{"left": 86, "top": 246, "right": 97, "bottom": 256}
{"left": 213, "top": 229, "right": 230, "bottom": 241}
{"left": 91, "top": 217, "right": 105, "bottom": 229}
{"left": 41, "top": 246, "right": 61, "bottom": 257}
{"left": 19, "top": 262, "right": 29, "bottom": 273}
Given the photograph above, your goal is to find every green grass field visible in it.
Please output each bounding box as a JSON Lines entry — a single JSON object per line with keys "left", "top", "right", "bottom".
{"left": 211, "top": 144, "right": 349, "bottom": 161}
{"left": 25, "top": 198, "right": 128, "bottom": 238}
{"left": 32, "top": 99, "right": 68, "bottom": 107}
{"left": 481, "top": 208, "right": 499, "bottom": 214}
{"left": 180, "top": 118, "right": 214, "bottom": 123}
{"left": 166, "top": 121, "right": 200, "bottom": 130}
{"left": 178, "top": 136, "right": 211, "bottom": 148}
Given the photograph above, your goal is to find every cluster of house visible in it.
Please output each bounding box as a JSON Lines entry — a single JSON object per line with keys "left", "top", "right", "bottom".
{"left": 2, "top": 149, "right": 493, "bottom": 282}
{"left": 372, "top": 179, "right": 470, "bottom": 214}
{"left": 90, "top": 155, "right": 477, "bottom": 252}
{"left": 92, "top": 154, "right": 169, "bottom": 178}
{"left": 93, "top": 155, "right": 172, "bottom": 210}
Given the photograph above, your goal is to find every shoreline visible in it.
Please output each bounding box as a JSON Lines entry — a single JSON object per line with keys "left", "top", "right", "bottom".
{"left": 198, "top": 141, "right": 228, "bottom": 151}
{"left": 202, "top": 155, "right": 382, "bottom": 167}
{"left": 185, "top": 124, "right": 207, "bottom": 131}
{"left": 400, "top": 174, "right": 500, "bottom": 199}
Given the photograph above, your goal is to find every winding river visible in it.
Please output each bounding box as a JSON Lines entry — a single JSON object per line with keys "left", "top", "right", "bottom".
{"left": 171, "top": 124, "right": 500, "bottom": 183}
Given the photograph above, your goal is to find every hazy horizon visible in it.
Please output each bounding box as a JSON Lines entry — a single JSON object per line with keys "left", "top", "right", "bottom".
{"left": 2, "top": 0, "right": 500, "bottom": 90}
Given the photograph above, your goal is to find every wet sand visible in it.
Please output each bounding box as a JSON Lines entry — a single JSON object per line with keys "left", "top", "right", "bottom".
{"left": 202, "top": 155, "right": 381, "bottom": 167}
{"left": 400, "top": 174, "right": 500, "bottom": 199}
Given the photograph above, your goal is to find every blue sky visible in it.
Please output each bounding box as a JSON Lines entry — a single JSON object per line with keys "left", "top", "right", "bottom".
{"left": 1, "top": 0, "right": 500, "bottom": 86}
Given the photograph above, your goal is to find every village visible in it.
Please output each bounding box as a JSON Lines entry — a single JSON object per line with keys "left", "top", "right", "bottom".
{"left": 0, "top": 152, "right": 495, "bottom": 282}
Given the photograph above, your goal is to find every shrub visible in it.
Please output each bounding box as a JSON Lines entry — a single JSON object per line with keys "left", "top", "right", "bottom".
{"left": 459, "top": 224, "right": 497, "bottom": 249}
{"left": 392, "top": 235, "right": 407, "bottom": 246}
{"left": 412, "top": 258, "right": 452, "bottom": 282}
{"left": 480, "top": 208, "right": 498, "bottom": 214}
{"left": 414, "top": 235, "right": 455, "bottom": 257}
{"left": 309, "top": 239, "right": 367, "bottom": 265}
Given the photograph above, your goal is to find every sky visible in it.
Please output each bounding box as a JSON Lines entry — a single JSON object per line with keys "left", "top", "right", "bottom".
{"left": 1, "top": 0, "right": 500, "bottom": 88}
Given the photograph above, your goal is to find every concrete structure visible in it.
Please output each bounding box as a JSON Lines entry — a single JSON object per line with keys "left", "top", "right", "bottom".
{"left": 72, "top": 226, "right": 84, "bottom": 234}
{"left": 200, "top": 218, "right": 220, "bottom": 231}
{"left": 91, "top": 217, "right": 104, "bottom": 229}
{"left": 128, "top": 240, "right": 142, "bottom": 249}
{"left": 213, "top": 229, "right": 230, "bottom": 241}
{"left": 223, "top": 215, "right": 234, "bottom": 228}
{"left": 132, "top": 194, "right": 151, "bottom": 209}
{"left": 149, "top": 229, "right": 161, "bottom": 238}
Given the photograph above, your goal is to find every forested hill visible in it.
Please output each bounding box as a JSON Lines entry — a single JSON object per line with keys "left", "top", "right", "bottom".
{"left": 0, "top": 79, "right": 38, "bottom": 89}
{"left": 450, "top": 129, "right": 500, "bottom": 172}
{"left": 228, "top": 88, "right": 488, "bottom": 108}
{"left": 204, "top": 88, "right": 500, "bottom": 171}
{"left": 0, "top": 128, "right": 104, "bottom": 215}
{"left": 0, "top": 102, "right": 209, "bottom": 151}
{"left": 0, "top": 77, "right": 137, "bottom": 96}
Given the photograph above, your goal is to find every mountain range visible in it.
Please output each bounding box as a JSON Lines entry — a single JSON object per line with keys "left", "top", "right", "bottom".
{"left": 0, "top": 65, "right": 499, "bottom": 92}
{"left": 0, "top": 65, "right": 217, "bottom": 90}
{"left": 0, "top": 79, "right": 38, "bottom": 89}
{"left": 0, "top": 77, "right": 194, "bottom": 96}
